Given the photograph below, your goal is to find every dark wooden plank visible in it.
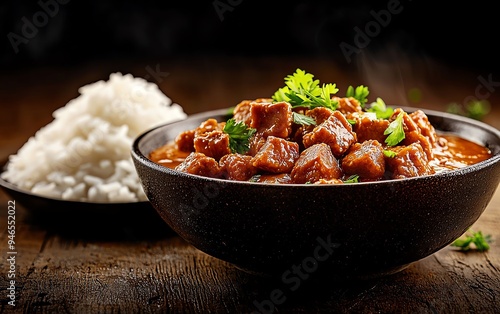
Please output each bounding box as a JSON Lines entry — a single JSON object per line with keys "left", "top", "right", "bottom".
{"left": 2, "top": 190, "right": 500, "bottom": 313}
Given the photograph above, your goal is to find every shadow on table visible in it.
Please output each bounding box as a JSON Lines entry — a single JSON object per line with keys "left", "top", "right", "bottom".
{"left": 22, "top": 205, "right": 176, "bottom": 242}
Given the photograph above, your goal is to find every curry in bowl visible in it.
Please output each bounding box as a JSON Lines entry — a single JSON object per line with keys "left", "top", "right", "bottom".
{"left": 149, "top": 70, "right": 491, "bottom": 184}
{"left": 133, "top": 69, "right": 499, "bottom": 277}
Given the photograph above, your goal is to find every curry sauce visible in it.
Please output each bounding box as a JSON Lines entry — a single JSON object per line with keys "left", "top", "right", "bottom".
{"left": 149, "top": 99, "right": 493, "bottom": 184}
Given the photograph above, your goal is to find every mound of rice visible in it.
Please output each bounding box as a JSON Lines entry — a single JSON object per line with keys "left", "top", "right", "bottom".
{"left": 1, "top": 72, "right": 187, "bottom": 202}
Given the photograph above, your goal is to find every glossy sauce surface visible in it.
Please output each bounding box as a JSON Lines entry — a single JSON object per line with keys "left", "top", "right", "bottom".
{"left": 150, "top": 142, "right": 190, "bottom": 169}
{"left": 430, "top": 134, "right": 492, "bottom": 173}
{"left": 151, "top": 133, "right": 492, "bottom": 175}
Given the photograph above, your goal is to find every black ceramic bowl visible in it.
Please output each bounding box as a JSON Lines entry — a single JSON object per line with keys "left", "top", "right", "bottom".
{"left": 132, "top": 107, "right": 500, "bottom": 279}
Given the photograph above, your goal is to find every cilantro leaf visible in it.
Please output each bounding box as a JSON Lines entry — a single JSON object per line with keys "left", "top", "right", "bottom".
{"left": 367, "top": 97, "right": 394, "bottom": 119}
{"left": 384, "top": 111, "right": 405, "bottom": 146}
{"left": 272, "top": 69, "right": 339, "bottom": 110}
{"left": 272, "top": 86, "right": 290, "bottom": 103}
{"left": 451, "top": 229, "right": 492, "bottom": 252}
{"left": 223, "top": 118, "right": 256, "bottom": 154}
{"left": 346, "top": 85, "right": 369, "bottom": 107}
{"left": 292, "top": 112, "right": 316, "bottom": 126}
{"left": 302, "top": 84, "right": 339, "bottom": 110}
{"left": 343, "top": 175, "right": 359, "bottom": 183}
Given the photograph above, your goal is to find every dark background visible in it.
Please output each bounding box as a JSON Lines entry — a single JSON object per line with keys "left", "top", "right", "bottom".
{"left": 1, "top": 0, "right": 499, "bottom": 75}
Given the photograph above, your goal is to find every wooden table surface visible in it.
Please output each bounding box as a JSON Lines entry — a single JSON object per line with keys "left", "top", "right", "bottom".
{"left": 1, "top": 56, "right": 499, "bottom": 313}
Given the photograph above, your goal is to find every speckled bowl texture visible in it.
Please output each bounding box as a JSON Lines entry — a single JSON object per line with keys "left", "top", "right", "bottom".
{"left": 132, "top": 107, "right": 500, "bottom": 279}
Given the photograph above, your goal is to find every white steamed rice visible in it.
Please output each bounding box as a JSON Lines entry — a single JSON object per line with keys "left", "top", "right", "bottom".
{"left": 1, "top": 72, "right": 187, "bottom": 202}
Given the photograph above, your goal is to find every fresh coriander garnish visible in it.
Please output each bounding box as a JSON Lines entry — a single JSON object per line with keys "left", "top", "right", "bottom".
{"left": 223, "top": 118, "right": 256, "bottom": 154}
{"left": 292, "top": 112, "right": 316, "bottom": 126}
{"left": 343, "top": 174, "right": 359, "bottom": 183}
{"left": 367, "top": 97, "right": 394, "bottom": 119}
{"left": 451, "top": 229, "right": 492, "bottom": 252}
{"left": 346, "top": 85, "right": 369, "bottom": 107}
{"left": 272, "top": 69, "right": 339, "bottom": 111}
{"left": 383, "top": 150, "right": 397, "bottom": 158}
{"left": 384, "top": 111, "right": 405, "bottom": 146}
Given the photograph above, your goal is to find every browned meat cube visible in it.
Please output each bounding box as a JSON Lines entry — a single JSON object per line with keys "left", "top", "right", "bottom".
{"left": 334, "top": 96, "right": 363, "bottom": 115}
{"left": 294, "top": 107, "right": 335, "bottom": 145}
{"left": 306, "top": 107, "right": 334, "bottom": 125}
{"left": 175, "top": 129, "right": 195, "bottom": 152}
{"left": 402, "top": 130, "right": 433, "bottom": 160}
{"left": 233, "top": 98, "right": 273, "bottom": 125}
{"left": 233, "top": 100, "right": 253, "bottom": 125}
{"left": 251, "top": 173, "right": 292, "bottom": 184}
{"left": 175, "top": 152, "right": 222, "bottom": 178}
{"left": 291, "top": 143, "right": 342, "bottom": 184}
{"left": 252, "top": 136, "right": 300, "bottom": 173}
{"left": 410, "top": 110, "right": 438, "bottom": 146}
{"left": 250, "top": 101, "right": 293, "bottom": 138}
{"left": 385, "top": 143, "right": 435, "bottom": 179}
{"left": 353, "top": 115, "right": 390, "bottom": 144}
{"left": 193, "top": 130, "right": 231, "bottom": 161}
{"left": 194, "top": 118, "right": 224, "bottom": 136}
{"left": 341, "top": 140, "right": 385, "bottom": 180}
{"left": 219, "top": 154, "right": 258, "bottom": 181}
{"left": 391, "top": 108, "right": 419, "bottom": 133}
{"left": 302, "top": 110, "right": 357, "bottom": 158}
{"left": 247, "top": 134, "right": 266, "bottom": 156}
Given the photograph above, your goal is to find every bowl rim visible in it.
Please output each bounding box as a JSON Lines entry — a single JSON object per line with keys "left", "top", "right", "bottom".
{"left": 132, "top": 106, "right": 500, "bottom": 187}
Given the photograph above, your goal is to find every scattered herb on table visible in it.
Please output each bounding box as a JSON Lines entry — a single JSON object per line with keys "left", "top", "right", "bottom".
{"left": 451, "top": 229, "right": 492, "bottom": 252}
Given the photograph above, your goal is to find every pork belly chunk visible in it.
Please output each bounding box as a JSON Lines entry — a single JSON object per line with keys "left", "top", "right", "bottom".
{"left": 341, "top": 140, "right": 385, "bottom": 181}
{"left": 302, "top": 110, "right": 357, "bottom": 158}
{"left": 291, "top": 143, "right": 342, "bottom": 184}
{"left": 175, "top": 152, "right": 222, "bottom": 178}
{"left": 385, "top": 143, "right": 435, "bottom": 179}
